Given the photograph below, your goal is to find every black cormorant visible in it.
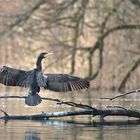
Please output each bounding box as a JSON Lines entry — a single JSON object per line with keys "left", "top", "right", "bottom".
{"left": 0, "top": 52, "right": 90, "bottom": 106}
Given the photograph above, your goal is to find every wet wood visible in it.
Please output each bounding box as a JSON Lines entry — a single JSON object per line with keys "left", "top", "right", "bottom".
{"left": 0, "top": 108, "right": 140, "bottom": 120}
{"left": 0, "top": 92, "right": 140, "bottom": 120}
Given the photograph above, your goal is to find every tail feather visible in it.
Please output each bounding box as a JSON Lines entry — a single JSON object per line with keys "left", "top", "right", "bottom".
{"left": 25, "top": 94, "right": 42, "bottom": 106}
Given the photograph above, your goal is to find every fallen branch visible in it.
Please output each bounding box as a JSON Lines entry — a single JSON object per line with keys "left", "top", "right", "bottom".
{"left": 0, "top": 93, "right": 140, "bottom": 120}
{"left": 100, "top": 88, "right": 140, "bottom": 100}
{"left": 0, "top": 108, "right": 140, "bottom": 120}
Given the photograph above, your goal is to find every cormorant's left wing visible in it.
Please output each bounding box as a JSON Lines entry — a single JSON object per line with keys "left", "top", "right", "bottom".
{"left": 43, "top": 73, "right": 90, "bottom": 92}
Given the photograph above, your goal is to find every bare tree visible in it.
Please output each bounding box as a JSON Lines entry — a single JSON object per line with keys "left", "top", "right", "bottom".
{"left": 0, "top": 0, "right": 140, "bottom": 91}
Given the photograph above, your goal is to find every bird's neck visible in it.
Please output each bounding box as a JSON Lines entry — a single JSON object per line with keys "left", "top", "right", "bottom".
{"left": 36, "top": 57, "right": 43, "bottom": 71}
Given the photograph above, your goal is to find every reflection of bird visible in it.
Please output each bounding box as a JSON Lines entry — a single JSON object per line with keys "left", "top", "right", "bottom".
{"left": 25, "top": 130, "right": 41, "bottom": 140}
{"left": 0, "top": 52, "right": 90, "bottom": 106}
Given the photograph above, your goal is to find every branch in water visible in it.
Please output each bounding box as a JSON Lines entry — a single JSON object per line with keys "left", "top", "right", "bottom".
{"left": 0, "top": 108, "right": 140, "bottom": 120}
{"left": 0, "top": 94, "right": 140, "bottom": 120}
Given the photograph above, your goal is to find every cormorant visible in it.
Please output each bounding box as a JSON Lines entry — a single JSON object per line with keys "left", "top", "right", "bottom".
{"left": 0, "top": 52, "right": 90, "bottom": 106}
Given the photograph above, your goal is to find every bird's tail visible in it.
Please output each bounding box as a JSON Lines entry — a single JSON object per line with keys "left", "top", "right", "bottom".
{"left": 25, "top": 94, "right": 42, "bottom": 106}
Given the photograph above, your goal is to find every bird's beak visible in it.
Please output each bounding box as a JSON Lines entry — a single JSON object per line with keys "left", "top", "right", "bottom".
{"left": 44, "top": 52, "right": 54, "bottom": 57}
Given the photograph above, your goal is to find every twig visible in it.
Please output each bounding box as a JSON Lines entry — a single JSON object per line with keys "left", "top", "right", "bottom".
{"left": 107, "top": 105, "right": 128, "bottom": 111}
{"left": 0, "top": 95, "right": 97, "bottom": 111}
{"left": 0, "top": 96, "right": 61, "bottom": 102}
{"left": 100, "top": 88, "right": 140, "bottom": 100}
{"left": 57, "top": 101, "right": 97, "bottom": 110}
{"left": 1, "top": 109, "right": 9, "bottom": 116}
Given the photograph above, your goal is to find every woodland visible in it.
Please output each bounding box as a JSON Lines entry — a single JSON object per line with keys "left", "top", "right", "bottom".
{"left": 0, "top": 0, "right": 140, "bottom": 121}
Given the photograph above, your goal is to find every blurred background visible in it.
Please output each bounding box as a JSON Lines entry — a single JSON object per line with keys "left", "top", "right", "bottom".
{"left": 0, "top": 1, "right": 140, "bottom": 140}
{"left": 0, "top": 0, "right": 140, "bottom": 114}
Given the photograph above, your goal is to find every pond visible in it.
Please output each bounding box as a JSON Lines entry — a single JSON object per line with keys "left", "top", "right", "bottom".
{"left": 0, "top": 87, "right": 140, "bottom": 140}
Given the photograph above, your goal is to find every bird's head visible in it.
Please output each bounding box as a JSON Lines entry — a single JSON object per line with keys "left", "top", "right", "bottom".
{"left": 36, "top": 52, "right": 54, "bottom": 70}
{"left": 38, "top": 52, "right": 54, "bottom": 59}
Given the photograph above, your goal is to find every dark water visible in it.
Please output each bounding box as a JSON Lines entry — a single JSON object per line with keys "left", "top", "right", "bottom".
{"left": 0, "top": 88, "right": 140, "bottom": 140}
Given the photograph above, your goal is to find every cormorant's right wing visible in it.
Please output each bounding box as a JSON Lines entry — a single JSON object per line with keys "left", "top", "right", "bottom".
{"left": 0, "top": 66, "right": 32, "bottom": 88}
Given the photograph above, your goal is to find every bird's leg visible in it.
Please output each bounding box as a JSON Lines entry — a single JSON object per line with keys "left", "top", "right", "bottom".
{"left": 37, "top": 87, "right": 40, "bottom": 93}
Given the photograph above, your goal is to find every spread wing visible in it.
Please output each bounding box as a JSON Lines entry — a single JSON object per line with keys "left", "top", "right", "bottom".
{"left": 0, "top": 66, "right": 33, "bottom": 88}
{"left": 44, "top": 73, "right": 90, "bottom": 92}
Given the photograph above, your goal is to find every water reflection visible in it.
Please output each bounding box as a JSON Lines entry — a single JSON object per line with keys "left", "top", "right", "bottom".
{"left": 25, "top": 130, "right": 41, "bottom": 140}
{"left": 0, "top": 119, "right": 140, "bottom": 140}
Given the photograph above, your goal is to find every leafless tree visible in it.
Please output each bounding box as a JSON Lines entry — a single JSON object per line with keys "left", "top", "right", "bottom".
{"left": 0, "top": 0, "right": 140, "bottom": 91}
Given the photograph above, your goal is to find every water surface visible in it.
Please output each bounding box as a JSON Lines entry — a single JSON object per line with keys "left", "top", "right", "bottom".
{"left": 0, "top": 88, "right": 140, "bottom": 140}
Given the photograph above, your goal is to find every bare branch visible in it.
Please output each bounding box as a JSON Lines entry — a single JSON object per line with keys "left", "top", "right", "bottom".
{"left": 0, "top": 0, "right": 47, "bottom": 37}
{"left": 0, "top": 95, "right": 97, "bottom": 111}
{"left": 70, "top": 0, "right": 89, "bottom": 74}
{"left": 129, "top": 0, "right": 140, "bottom": 8}
{"left": 119, "top": 56, "right": 140, "bottom": 91}
{"left": 0, "top": 95, "right": 140, "bottom": 120}
{"left": 100, "top": 88, "right": 140, "bottom": 100}
{"left": 103, "top": 24, "right": 140, "bottom": 38}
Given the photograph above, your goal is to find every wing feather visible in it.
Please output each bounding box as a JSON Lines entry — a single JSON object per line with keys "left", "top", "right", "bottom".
{"left": 0, "top": 66, "right": 32, "bottom": 87}
{"left": 44, "top": 73, "right": 90, "bottom": 92}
